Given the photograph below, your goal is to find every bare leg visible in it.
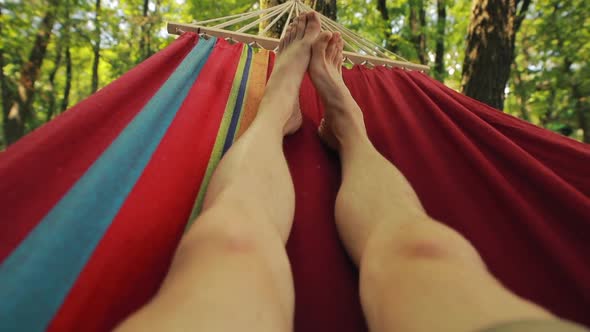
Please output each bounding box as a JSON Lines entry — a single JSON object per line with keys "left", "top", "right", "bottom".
{"left": 116, "top": 12, "right": 321, "bottom": 332}
{"left": 310, "top": 32, "right": 554, "bottom": 332}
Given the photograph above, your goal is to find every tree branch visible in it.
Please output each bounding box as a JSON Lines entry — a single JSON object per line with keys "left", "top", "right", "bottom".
{"left": 0, "top": 7, "right": 13, "bottom": 116}
{"left": 91, "top": 0, "right": 101, "bottom": 93}
{"left": 46, "top": 44, "right": 63, "bottom": 120}
{"left": 434, "top": 0, "right": 446, "bottom": 81}
{"left": 377, "top": 0, "right": 389, "bottom": 20}
{"left": 18, "top": 3, "right": 58, "bottom": 109}
{"left": 514, "top": 0, "right": 531, "bottom": 33}
{"left": 61, "top": 45, "right": 72, "bottom": 113}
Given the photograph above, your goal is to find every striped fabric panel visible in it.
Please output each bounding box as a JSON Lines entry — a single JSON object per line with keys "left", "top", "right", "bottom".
{"left": 48, "top": 37, "right": 245, "bottom": 332}
{"left": 186, "top": 45, "right": 269, "bottom": 227}
{"left": 0, "top": 33, "right": 199, "bottom": 263}
{"left": 0, "top": 37, "right": 217, "bottom": 332}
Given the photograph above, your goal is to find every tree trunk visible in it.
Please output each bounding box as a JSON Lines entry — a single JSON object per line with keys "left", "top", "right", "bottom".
{"left": 377, "top": 0, "right": 388, "bottom": 22}
{"left": 61, "top": 44, "right": 72, "bottom": 113}
{"left": 139, "top": 0, "right": 152, "bottom": 61}
{"left": 3, "top": 2, "right": 58, "bottom": 145}
{"left": 572, "top": 83, "right": 589, "bottom": 143}
{"left": 259, "top": 0, "right": 337, "bottom": 38}
{"left": 409, "top": 0, "right": 426, "bottom": 64}
{"left": 47, "top": 45, "right": 63, "bottom": 120}
{"left": 0, "top": 34, "right": 8, "bottom": 147}
{"left": 91, "top": 0, "right": 101, "bottom": 93}
{"left": 0, "top": 46, "right": 8, "bottom": 129}
{"left": 564, "top": 56, "right": 589, "bottom": 143}
{"left": 259, "top": 0, "right": 285, "bottom": 38}
{"left": 376, "top": 0, "right": 399, "bottom": 53}
{"left": 309, "top": 0, "right": 336, "bottom": 20}
{"left": 0, "top": 7, "right": 12, "bottom": 147}
{"left": 434, "top": 0, "right": 446, "bottom": 81}
{"left": 461, "top": 0, "right": 531, "bottom": 110}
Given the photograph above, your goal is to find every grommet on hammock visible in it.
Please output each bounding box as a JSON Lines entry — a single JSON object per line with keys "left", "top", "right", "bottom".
{"left": 361, "top": 60, "right": 376, "bottom": 69}
{"left": 225, "top": 37, "right": 238, "bottom": 44}
{"left": 198, "top": 32, "right": 211, "bottom": 40}
{"left": 193, "top": 27, "right": 211, "bottom": 40}
{"left": 248, "top": 41, "right": 263, "bottom": 49}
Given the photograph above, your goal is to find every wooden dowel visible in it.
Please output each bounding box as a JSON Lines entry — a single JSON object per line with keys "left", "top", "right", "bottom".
{"left": 167, "top": 22, "right": 430, "bottom": 71}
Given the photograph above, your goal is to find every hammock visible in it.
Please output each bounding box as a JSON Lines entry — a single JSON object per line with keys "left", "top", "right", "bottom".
{"left": 0, "top": 33, "right": 589, "bottom": 332}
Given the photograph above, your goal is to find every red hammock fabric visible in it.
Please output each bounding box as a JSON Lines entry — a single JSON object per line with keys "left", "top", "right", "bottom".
{"left": 293, "top": 68, "right": 590, "bottom": 331}
{"left": 0, "top": 35, "right": 588, "bottom": 331}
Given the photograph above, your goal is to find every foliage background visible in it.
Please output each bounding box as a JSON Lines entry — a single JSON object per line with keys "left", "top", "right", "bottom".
{"left": 0, "top": 0, "right": 588, "bottom": 149}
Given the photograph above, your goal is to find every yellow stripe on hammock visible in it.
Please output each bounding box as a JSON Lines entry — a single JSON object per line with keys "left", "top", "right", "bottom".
{"left": 235, "top": 49, "right": 270, "bottom": 139}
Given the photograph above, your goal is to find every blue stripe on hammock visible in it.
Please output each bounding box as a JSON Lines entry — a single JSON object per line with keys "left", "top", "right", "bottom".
{"left": 222, "top": 45, "right": 253, "bottom": 154}
{"left": 0, "top": 37, "right": 217, "bottom": 331}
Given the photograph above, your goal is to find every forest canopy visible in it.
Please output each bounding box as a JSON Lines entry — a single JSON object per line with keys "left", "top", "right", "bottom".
{"left": 0, "top": 0, "right": 588, "bottom": 149}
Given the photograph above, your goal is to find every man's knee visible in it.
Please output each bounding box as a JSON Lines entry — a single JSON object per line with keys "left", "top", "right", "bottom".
{"left": 182, "top": 210, "right": 286, "bottom": 266}
{"left": 363, "top": 218, "right": 485, "bottom": 270}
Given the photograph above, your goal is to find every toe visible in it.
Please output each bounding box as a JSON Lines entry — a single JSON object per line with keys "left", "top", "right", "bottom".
{"left": 305, "top": 12, "right": 321, "bottom": 36}
{"left": 284, "top": 26, "right": 291, "bottom": 45}
{"left": 312, "top": 31, "right": 332, "bottom": 58}
{"left": 327, "top": 34, "right": 339, "bottom": 63}
{"left": 278, "top": 33, "right": 286, "bottom": 53}
{"left": 296, "top": 14, "right": 307, "bottom": 40}
{"left": 337, "top": 36, "right": 345, "bottom": 69}
{"left": 289, "top": 23, "right": 297, "bottom": 44}
{"left": 290, "top": 17, "right": 298, "bottom": 35}
{"left": 336, "top": 50, "right": 344, "bottom": 69}
{"left": 337, "top": 36, "right": 345, "bottom": 67}
{"left": 331, "top": 33, "right": 343, "bottom": 65}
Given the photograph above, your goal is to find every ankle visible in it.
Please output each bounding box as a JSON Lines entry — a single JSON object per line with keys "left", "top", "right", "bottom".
{"left": 320, "top": 83, "right": 353, "bottom": 109}
{"left": 338, "top": 133, "right": 372, "bottom": 161}
{"left": 334, "top": 110, "right": 369, "bottom": 148}
{"left": 251, "top": 110, "right": 289, "bottom": 139}
{"left": 265, "top": 77, "right": 300, "bottom": 96}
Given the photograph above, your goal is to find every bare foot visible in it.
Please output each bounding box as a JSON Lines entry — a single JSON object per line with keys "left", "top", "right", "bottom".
{"left": 263, "top": 12, "right": 321, "bottom": 135}
{"left": 309, "top": 32, "right": 367, "bottom": 149}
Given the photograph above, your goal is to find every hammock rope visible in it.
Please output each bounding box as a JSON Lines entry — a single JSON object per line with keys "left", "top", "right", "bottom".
{"left": 298, "top": 1, "right": 411, "bottom": 63}
{"left": 212, "top": 2, "right": 291, "bottom": 30}
{"left": 236, "top": 5, "right": 287, "bottom": 33}
{"left": 280, "top": 3, "right": 296, "bottom": 39}
{"left": 167, "top": 0, "right": 427, "bottom": 71}
{"left": 259, "top": 3, "right": 293, "bottom": 35}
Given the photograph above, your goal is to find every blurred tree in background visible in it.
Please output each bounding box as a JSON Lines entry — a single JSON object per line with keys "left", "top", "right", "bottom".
{"left": 0, "top": 0, "right": 588, "bottom": 149}
{"left": 460, "top": 0, "right": 531, "bottom": 110}
{"left": 505, "top": 0, "right": 589, "bottom": 142}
